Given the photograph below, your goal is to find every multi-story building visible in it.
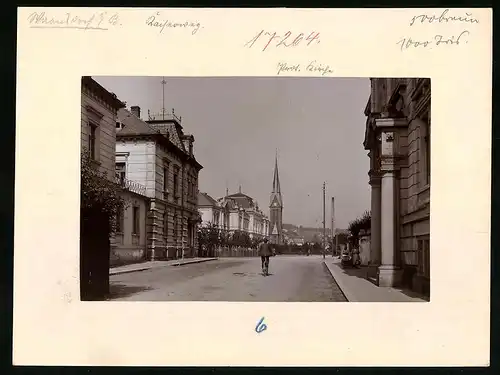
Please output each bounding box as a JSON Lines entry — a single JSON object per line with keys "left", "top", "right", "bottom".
{"left": 198, "top": 192, "right": 224, "bottom": 228}
{"left": 81, "top": 77, "right": 149, "bottom": 266}
{"left": 81, "top": 76, "right": 124, "bottom": 178}
{"left": 221, "top": 189, "right": 270, "bottom": 238}
{"left": 116, "top": 106, "right": 203, "bottom": 260}
{"left": 198, "top": 190, "right": 269, "bottom": 239}
{"left": 363, "top": 78, "right": 430, "bottom": 296}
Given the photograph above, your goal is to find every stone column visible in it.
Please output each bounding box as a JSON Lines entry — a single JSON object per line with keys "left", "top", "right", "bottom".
{"left": 369, "top": 173, "right": 381, "bottom": 273}
{"left": 378, "top": 168, "right": 403, "bottom": 286}
{"left": 372, "top": 116, "right": 407, "bottom": 287}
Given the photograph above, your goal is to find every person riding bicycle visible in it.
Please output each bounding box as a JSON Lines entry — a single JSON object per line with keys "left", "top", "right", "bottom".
{"left": 258, "top": 237, "right": 273, "bottom": 275}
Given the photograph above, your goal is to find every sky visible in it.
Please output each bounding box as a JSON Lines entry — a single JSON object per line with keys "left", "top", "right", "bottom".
{"left": 94, "top": 76, "right": 371, "bottom": 229}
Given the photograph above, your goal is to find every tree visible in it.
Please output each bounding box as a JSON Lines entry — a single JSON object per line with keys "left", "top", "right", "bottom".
{"left": 80, "top": 149, "right": 129, "bottom": 300}
{"left": 197, "top": 222, "right": 221, "bottom": 257}
{"left": 81, "top": 149, "right": 128, "bottom": 233}
{"left": 348, "top": 210, "right": 371, "bottom": 248}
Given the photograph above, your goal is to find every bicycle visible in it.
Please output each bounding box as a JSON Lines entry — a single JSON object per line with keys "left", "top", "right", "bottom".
{"left": 261, "top": 256, "right": 270, "bottom": 276}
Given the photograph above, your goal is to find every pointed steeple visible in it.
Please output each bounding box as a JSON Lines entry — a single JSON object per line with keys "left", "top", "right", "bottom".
{"left": 272, "top": 149, "right": 281, "bottom": 193}
{"left": 269, "top": 149, "right": 283, "bottom": 244}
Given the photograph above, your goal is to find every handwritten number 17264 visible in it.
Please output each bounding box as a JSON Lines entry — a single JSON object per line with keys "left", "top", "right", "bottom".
{"left": 244, "top": 30, "right": 321, "bottom": 51}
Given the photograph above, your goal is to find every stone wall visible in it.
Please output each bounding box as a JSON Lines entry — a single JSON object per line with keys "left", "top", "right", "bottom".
{"left": 111, "top": 189, "right": 149, "bottom": 266}
{"left": 359, "top": 230, "right": 371, "bottom": 266}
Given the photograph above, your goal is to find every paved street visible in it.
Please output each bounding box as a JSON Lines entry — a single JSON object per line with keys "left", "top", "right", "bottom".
{"left": 108, "top": 255, "right": 347, "bottom": 302}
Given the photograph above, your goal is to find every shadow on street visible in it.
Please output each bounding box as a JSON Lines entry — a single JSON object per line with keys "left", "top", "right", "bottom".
{"left": 106, "top": 283, "right": 154, "bottom": 300}
{"left": 338, "top": 265, "right": 429, "bottom": 301}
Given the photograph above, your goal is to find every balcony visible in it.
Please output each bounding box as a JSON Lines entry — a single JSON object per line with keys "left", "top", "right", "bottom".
{"left": 116, "top": 175, "right": 147, "bottom": 197}
{"left": 147, "top": 109, "right": 182, "bottom": 123}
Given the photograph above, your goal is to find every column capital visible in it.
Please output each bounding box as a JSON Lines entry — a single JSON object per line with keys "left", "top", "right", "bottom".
{"left": 368, "top": 170, "right": 382, "bottom": 186}
{"left": 379, "top": 154, "right": 405, "bottom": 173}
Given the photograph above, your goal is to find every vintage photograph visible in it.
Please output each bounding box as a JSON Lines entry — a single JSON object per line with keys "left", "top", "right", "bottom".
{"left": 80, "top": 76, "right": 430, "bottom": 302}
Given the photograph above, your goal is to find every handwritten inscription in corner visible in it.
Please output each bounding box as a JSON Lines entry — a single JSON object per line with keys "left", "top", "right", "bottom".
{"left": 245, "top": 30, "right": 321, "bottom": 52}
{"left": 145, "top": 12, "right": 202, "bottom": 35}
{"left": 277, "top": 61, "right": 333, "bottom": 76}
{"left": 397, "top": 9, "right": 480, "bottom": 52}
{"left": 409, "top": 9, "right": 480, "bottom": 27}
{"left": 255, "top": 317, "right": 267, "bottom": 334}
{"left": 27, "top": 11, "right": 121, "bottom": 31}
{"left": 397, "top": 30, "right": 470, "bottom": 52}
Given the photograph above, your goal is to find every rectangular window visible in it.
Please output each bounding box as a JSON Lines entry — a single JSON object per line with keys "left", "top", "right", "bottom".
{"left": 116, "top": 208, "right": 124, "bottom": 233}
{"left": 423, "top": 239, "right": 430, "bottom": 278}
{"left": 116, "top": 162, "right": 126, "bottom": 185}
{"left": 133, "top": 206, "right": 140, "bottom": 235}
{"left": 173, "top": 168, "right": 179, "bottom": 198}
{"left": 425, "top": 113, "right": 431, "bottom": 185}
{"left": 163, "top": 166, "right": 168, "bottom": 192}
{"left": 163, "top": 211, "right": 168, "bottom": 239}
{"left": 173, "top": 214, "right": 178, "bottom": 242}
{"left": 417, "top": 240, "right": 423, "bottom": 274}
{"left": 89, "top": 123, "right": 97, "bottom": 160}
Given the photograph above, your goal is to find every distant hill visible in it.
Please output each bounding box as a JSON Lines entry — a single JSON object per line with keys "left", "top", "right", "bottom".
{"left": 283, "top": 223, "right": 347, "bottom": 242}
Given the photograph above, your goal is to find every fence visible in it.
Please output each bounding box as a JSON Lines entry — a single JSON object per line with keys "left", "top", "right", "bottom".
{"left": 216, "top": 247, "right": 259, "bottom": 257}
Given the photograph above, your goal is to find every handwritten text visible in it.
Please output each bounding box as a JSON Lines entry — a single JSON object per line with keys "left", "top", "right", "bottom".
{"left": 277, "top": 61, "right": 333, "bottom": 76}
{"left": 27, "top": 11, "right": 120, "bottom": 30}
{"left": 255, "top": 317, "right": 267, "bottom": 334}
{"left": 397, "top": 30, "right": 470, "bottom": 51}
{"left": 245, "top": 31, "right": 321, "bottom": 52}
{"left": 409, "top": 9, "right": 479, "bottom": 27}
{"left": 146, "top": 12, "right": 202, "bottom": 35}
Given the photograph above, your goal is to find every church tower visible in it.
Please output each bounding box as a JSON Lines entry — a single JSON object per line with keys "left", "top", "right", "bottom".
{"left": 269, "top": 152, "right": 283, "bottom": 244}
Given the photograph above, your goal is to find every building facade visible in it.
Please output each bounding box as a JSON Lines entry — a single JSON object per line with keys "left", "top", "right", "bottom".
{"left": 81, "top": 76, "right": 124, "bottom": 178}
{"left": 198, "top": 190, "right": 269, "bottom": 238}
{"left": 81, "top": 77, "right": 150, "bottom": 266}
{"left": 269, "top": 155, "right": 283, "bottom": 244}
{"left": 198, "top": 192, "right": 224, "bottom": 228}
{"left": 116, "top": 106, "right": 203, "bottom": 260}
{"left": 364, "top": 78, "right": 430, "bottom": 296}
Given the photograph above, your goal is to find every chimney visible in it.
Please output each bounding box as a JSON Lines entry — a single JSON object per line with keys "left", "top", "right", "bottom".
{"left": 131, "top": 106, "right": 141, "bottom": 119}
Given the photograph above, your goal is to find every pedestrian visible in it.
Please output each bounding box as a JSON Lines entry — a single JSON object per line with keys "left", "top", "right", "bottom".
{"left": 258, "top": 237, "right": 273, "bottom": 275}
{"left": 352, "top": 247, "right": 361, "bottom": 268}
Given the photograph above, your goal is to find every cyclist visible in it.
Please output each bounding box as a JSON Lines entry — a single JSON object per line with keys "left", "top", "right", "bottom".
{"left": 258, "top": 237, "right": 273, "bottom": 275}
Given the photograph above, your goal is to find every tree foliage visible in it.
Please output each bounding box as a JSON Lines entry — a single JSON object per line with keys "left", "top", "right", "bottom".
{"left": 347, "top": 210, "right": 371, "bottom": 245}
{"left": 81, "top": 149, "right": 128, "bottom": 233}
{"left": 197, "top": 224, "right": 262, "bottom": 252}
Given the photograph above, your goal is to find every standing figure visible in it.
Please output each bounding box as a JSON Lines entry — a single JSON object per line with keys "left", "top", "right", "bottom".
{"left": 258, "top": 237, "right": 273, "bottom": 275}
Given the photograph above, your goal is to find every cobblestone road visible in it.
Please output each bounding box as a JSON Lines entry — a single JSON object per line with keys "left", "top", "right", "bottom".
{"left": 108, "top": 255, "right": 347, "bottom": 302}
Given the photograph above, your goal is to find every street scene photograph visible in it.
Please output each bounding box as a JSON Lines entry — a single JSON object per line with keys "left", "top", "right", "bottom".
{"left": 80, "top": 76, "right": 431, "bottom": 302}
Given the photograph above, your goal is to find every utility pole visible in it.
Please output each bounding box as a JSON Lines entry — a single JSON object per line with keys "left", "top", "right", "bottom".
{"left": 322, "top": 182, "right": 326, "bottom": 259}
{"left": 331, "top": 197, "right": 335, "bottom": 257}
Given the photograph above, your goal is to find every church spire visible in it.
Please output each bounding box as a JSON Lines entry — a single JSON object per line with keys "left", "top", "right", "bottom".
{"left": 272, "top": 149, "right": 281, "bottom": 193}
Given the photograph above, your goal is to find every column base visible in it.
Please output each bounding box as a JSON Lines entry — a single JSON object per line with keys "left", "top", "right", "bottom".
{"left": 367, "top": 264, "right": 380, "bottom": 285}
{"left": 378, "top": 266, "right": 403, "bottom": 287}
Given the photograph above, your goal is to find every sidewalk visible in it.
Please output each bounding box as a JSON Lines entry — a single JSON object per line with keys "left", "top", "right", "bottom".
{"left": 110, "top": 257, "right": 218, "bottom": 276}
{"left": 323, "top": 258, "right": 428, "bottom": 302}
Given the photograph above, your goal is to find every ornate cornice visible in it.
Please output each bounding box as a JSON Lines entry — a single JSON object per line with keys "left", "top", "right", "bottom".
{"left": 82, "top": 76, "right": 125, "bottom": 112}
{"left": 410, "top": 78, "right": 431, "bottom": 119}
{"left": 368, "top": 170, "right": 382, "bottom": 186}
{"left": 85, "top": 104, "right": 104, "bottom": 121}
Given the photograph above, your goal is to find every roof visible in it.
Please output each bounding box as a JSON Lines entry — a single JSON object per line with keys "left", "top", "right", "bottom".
{"left": 117, "top": 108, "right": 159, "bottom": 136}
{"left": 198, "top": 192, "right": 218, "bottom": 207}
{"left": 270, "top": 153, "right": 283, "bottom": 206}
{"left": 117, "top": 108, "right": 203, "bottom": 171}
{"left": 272, "top": 154, "right": 281, "bottom": 193}
{"left": 225, "top": 192, "right": 255, "bottom": 209}
{"left": 83, "top": 76, "right": 126, "bottom": 110}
